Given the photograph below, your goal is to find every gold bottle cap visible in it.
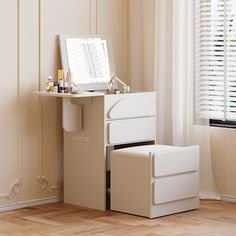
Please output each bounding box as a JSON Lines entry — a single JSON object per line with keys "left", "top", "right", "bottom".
{"left": 58, "top": 69, "right": 64, "bottom": 80}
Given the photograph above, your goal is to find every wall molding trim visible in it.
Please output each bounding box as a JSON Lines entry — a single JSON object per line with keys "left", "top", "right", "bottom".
{"left": 0, "top": 179, "right": 23, "bottom": 200}
{"left": 8, "top": 179, "right": 23, "bottom": 199}
{"left": 221, "top": 195, "right": 236, "bottom": 203}
{"left": 37, "top": 176, "right": 62, "bottom": 193}
{"left": 0, "top": 196, "right": 62, "bottom": 212}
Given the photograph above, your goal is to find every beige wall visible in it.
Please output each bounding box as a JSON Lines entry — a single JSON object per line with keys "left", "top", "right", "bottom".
{"left": 0, "top": 0, "right": 128, "bottom": 209}
{"left": 97, "top": 0, "right": 128, "bottom": 82}
{"left": 210, "top": 128, "right": 236, "bottom": 198}
{"left": 128, "top": 0, "right": 155, "bottom": 92}
{"left": 191, "top": 125, "right": 236, "bottom": 199}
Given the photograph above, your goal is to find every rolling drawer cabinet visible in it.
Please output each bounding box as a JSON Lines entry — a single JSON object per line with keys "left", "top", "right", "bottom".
{"left": 111, "top": 145, "right": 199, "bottom": 218}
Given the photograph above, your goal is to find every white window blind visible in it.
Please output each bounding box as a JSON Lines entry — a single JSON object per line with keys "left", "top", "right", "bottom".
{"left": 195, "top": 0, "right": 236, "bottom": 122}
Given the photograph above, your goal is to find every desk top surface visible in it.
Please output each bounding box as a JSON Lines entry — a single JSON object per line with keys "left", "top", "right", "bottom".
{"left": 33, "top": 91, "right": 104, "bottom": 98}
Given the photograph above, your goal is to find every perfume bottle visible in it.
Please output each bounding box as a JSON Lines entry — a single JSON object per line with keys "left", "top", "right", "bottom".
{"left": 57, "top": 69, "right": 64, "bottom": 93}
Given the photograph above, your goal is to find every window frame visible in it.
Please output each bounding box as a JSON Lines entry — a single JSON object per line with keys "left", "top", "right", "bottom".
{"left": 194, "top": 0, "right": 236, "bottom": 128}
{"left": 210, "top": 119, "right": 236, "bottom": 128}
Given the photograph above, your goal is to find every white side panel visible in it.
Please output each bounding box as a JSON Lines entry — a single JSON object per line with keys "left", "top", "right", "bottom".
{"left": 153, "top": 146, "right": 199, "bottom": 177}
{"left": 111, "top": 150, "right": 151, "bottom": 217}
{"left": 108, "top": 117, "right": 155, "bottom": 145}
{"left": 107, "top": 92, "right": 156, "bottom": 119}
{"left": 64, "top": 97, "right": 106, "bottom": 210}
{"left": 153, "top": 173, "right": 199, "bottom": 204}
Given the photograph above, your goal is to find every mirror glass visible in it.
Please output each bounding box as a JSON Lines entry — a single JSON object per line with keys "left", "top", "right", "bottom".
{"left": 59, "top": 35, "right": 117, "bottom": 91}
{"left": 66, "top": 38, "right": 110, "bottom": 83}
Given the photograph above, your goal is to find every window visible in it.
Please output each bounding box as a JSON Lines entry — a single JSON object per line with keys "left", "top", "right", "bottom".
{"left": 194, "top": 0, "right": 236, "bottom": 126}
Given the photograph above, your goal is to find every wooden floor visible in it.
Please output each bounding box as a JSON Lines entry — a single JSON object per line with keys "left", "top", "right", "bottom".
{"left": 0, "top": 200, "right": 236, "bottom": 235}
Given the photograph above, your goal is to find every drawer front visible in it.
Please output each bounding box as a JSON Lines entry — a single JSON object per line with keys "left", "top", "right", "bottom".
{"left": 105, "top": 92, "right": 156, "bottom": 120}
{"left": 153, "top": 146, "right": 199, "bottom": 177}
{"left": 153, "top": 172, "right": 199, "bottom": 205}
{"left": 107, "top": 117, "right": 155, "bottom": 145}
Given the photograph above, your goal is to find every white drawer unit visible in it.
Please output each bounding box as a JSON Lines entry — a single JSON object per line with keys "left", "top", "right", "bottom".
{"left": 111, "top": 145, "right": 199, "bottom": 218}
{"left": 153, "top": 146, "right": 199, "bottom": 177}
{"left": 105, "top": 92, "right": 156, "bottom": 120}
{"left": 107, "top": 117, "right": 155, "bottom": 145}
{"left": 153, "top": 173, "right": 199, "bottom": 204}
{"left": 105, "top": 92, "right": 156, "bottom": 146}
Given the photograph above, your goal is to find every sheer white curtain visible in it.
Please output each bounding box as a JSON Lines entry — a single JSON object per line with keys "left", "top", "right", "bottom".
{"left": 154, "top": 0, "right": 220, "bottom": 199}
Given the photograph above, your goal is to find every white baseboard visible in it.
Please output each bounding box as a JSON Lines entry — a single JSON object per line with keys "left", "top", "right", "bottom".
{"left": 0, "top": 195, "right": 235, "bottom": 213}
{"left": 199, "top": 193, "right": 236, "bottom": 203}
{"left": 221, "top": 195, "right": 236, "bottom": 203}
{"left": 0, "top": 196, "right": 63, "bottom": 212}
{"left": 199, "top": 191, "right": 222, "bottom": 200}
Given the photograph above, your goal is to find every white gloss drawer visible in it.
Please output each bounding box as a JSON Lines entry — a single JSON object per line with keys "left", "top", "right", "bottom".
{"left": 107, "top": 117, "right": 155, "bottom": 145}
{"left": 105, "top": 92, "right": 156, "bottom": 120}
{"left": 153, "top": 173, "right": 199, "bottom": 205}
{"left": 152, "top": 146, "right": 199, "bottom": 177}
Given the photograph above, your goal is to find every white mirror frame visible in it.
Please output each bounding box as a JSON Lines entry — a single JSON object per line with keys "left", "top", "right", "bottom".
{"left": 59, "top": 34, "right": 117, "bottom": 91}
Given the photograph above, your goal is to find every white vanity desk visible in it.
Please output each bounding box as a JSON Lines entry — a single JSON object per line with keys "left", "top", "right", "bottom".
{"left": 36, "top": 34, "right": 156, "bottom": 210}
{"left": 36, "top": 91, "right": 156, "bottom": 211}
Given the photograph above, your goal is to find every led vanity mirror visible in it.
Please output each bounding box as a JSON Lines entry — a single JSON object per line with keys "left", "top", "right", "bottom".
{"left": 59, "top": 35, "right": 117, "bottom": 91}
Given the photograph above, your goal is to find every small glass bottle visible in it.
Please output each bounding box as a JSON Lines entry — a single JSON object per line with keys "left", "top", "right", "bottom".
{"left": 64, "top": 78, "right": 69, "bottom": 93}
{"left": 53, "top": 81, "right": 58, "bottom": 93}
{"left": 66, "top": 68, "right": 73, "bottom": 93}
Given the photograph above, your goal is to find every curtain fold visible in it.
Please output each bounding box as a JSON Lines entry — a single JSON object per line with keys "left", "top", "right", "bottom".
{"left": 155, "top": 0, "right": 173, "bottom": 145}
{"left": 155, "top": 0, "right": 221, "bottom": 199}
